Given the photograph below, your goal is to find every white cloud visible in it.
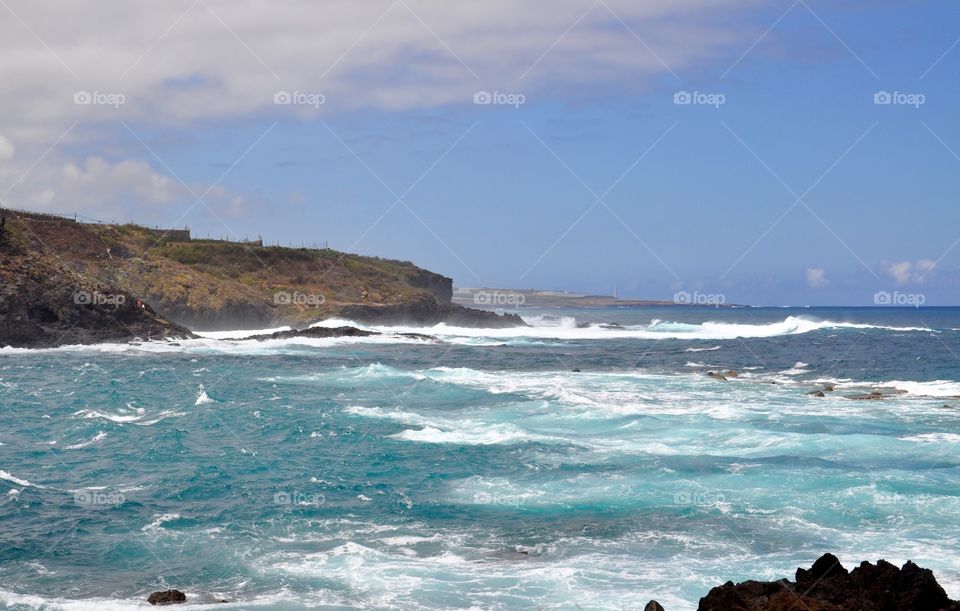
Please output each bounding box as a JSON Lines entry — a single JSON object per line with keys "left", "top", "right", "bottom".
{"left": 0, "top": 135, "right": 15, "bottom": 161}
{"left": 0, "top": 0, "right": 759, "bottom": 132}
{"left": 882, "top": 259, "right": 936, "bottom": 285}
{"left": 6, "top": 155, "right": 247, "bottom": 226}
{"left": 0, "top": 0, "right": 760, "bottom": 220}
{"left": 805, "top": 267, "right": 828, "bottom": 288}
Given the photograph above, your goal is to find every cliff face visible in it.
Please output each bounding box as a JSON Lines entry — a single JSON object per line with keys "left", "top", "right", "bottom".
{"left": 0, "top": 210, "right": 521, "bottom": 344}
{"left": 0, "top": 244, "right": 193, "bottom": 348}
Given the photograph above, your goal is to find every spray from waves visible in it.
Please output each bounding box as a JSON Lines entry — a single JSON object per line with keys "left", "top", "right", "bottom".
{"left": 196, "top": 384, "right": 216, "bottom": 405}
{"left": 346, "top": 406, "right": 561, "bottom": 446}
{"left": 0, "top": 316, "right": 939, "bottom": 356}
{"left": 314, "top": 315, "right": 937, "bottom": 342}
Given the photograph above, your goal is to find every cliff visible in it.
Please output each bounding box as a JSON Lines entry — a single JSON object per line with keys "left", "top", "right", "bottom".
{"left": 0, "top": 242, "right": 192, "bottom": 348}
{"left": 0, "top": 209, "right": 522, "bottom": 346}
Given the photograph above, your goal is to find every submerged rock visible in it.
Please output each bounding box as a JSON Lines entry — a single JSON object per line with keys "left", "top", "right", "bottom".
{"left": 707, "top": 371, "right": 727, "bottom": 381}
{"left": 698, "top": 553, "right": 960, "bottom": 610}
{"left": 846, "top": 390, "right": 885, "bottom": 400}
{"left": 147, "top": 590, "right": 186, "bottom": 605}
{"left": 807, "top": 390, "right": 826, "bottom": 397}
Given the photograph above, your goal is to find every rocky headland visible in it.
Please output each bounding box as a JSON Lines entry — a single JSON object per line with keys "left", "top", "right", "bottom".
{"left": 0, "top": 208, "right": 524, "bottom": 347}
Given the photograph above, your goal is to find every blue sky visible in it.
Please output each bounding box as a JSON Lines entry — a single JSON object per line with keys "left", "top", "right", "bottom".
{"left": 3, "top": 0, "right": 960, "bottom": 305}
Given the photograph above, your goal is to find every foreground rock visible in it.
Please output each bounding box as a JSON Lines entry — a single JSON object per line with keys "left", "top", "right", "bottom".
{"left": 147, "top": 590, "right": 186, "bottom": 605}
{"left": 238, "top": 325, "right": 439, "bottom": 343}
{"left": 699, "top": 553, "right": 960, "bottom": 610}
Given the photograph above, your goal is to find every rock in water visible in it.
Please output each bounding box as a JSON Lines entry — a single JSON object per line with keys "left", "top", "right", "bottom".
{"left": 698, "top": 553, "right": 960, "bottom": 610}
{"left": 147, "top": 590, "right": 186, "bottom": 605}
{"left": 644, "top": 601, "right": 665, "bottom": 611}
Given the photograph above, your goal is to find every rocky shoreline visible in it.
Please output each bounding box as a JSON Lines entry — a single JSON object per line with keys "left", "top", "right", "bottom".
{"left": 146, "top": 555, "right": 959, "bottom": 608}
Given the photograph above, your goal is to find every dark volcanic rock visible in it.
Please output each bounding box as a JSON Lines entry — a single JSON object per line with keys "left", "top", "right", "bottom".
{"left": 698, "top": 553, "right": 960, "bottom": 610}
{"left": 147, "top": 589, "right": 186, "bottom": 605}
{"left": 237, "top": 325, "right": 439, "bottom": 343}
{"left": 337, "top": 299, "right": 526, "bottom": 329}
{"left": 0, "top": 252, "right": 194, "bottom": 349}
{"left": 846, "top": 391, "right": 886, "bottom": 401}
{"left": 243, "top": 326, "right": 379, "bottom": 341}
{"left": 644, "top": 601, "right": 665, "bottom": 611}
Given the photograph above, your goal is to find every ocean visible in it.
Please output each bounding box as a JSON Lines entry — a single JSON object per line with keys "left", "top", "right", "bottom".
{"left": 1, "top": 306, "right": 959, "bottom": 610}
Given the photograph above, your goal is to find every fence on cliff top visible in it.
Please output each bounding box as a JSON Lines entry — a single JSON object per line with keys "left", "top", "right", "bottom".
{"left": 1, "top": 205, "right": 331, "bottom": 251}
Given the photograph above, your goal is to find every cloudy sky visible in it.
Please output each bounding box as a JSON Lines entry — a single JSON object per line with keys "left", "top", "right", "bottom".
{"left": 2, "top": 0, "right": 959, "bottom": 304}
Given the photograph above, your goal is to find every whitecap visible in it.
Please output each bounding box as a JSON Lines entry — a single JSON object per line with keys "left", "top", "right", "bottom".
{"left": 65, "top": 431, "right": 108, "bottom": 450}
{"left": 0, "top": 470, "right": 44, "bottom": 489}
{"left": 142, "top": 513, "right": 181, "bottom": 532}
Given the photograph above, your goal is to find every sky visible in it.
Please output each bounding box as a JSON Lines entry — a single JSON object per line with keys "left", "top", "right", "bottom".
{"left": 1, "top": 0, "right": 959, "bottom": 305}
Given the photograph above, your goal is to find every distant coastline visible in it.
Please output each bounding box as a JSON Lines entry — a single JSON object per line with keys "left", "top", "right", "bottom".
{"left": 453, "top": 287, "right": 734, "bottom": 309}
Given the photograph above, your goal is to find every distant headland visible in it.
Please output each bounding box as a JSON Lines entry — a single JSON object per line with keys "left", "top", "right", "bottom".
{"left": 454, "top": 287, "right": 735, "bottom": 309}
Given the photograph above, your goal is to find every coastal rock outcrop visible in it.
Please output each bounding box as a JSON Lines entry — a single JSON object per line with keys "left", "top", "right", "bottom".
{"left": 0, "top": 250, "right": 194, "bottom": 349}
{"left": 147, "top": 589, "right": 186, "bottom": 605}
{"left": 698, "top": 553, "right": 960, "bottom": 610}
{"left": 237, "top": 325, "right": 439, "bottom": 343}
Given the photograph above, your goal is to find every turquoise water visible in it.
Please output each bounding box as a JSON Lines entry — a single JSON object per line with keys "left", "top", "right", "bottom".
{"left": 1, "top": 307, "right": 959, "bottom": 609}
